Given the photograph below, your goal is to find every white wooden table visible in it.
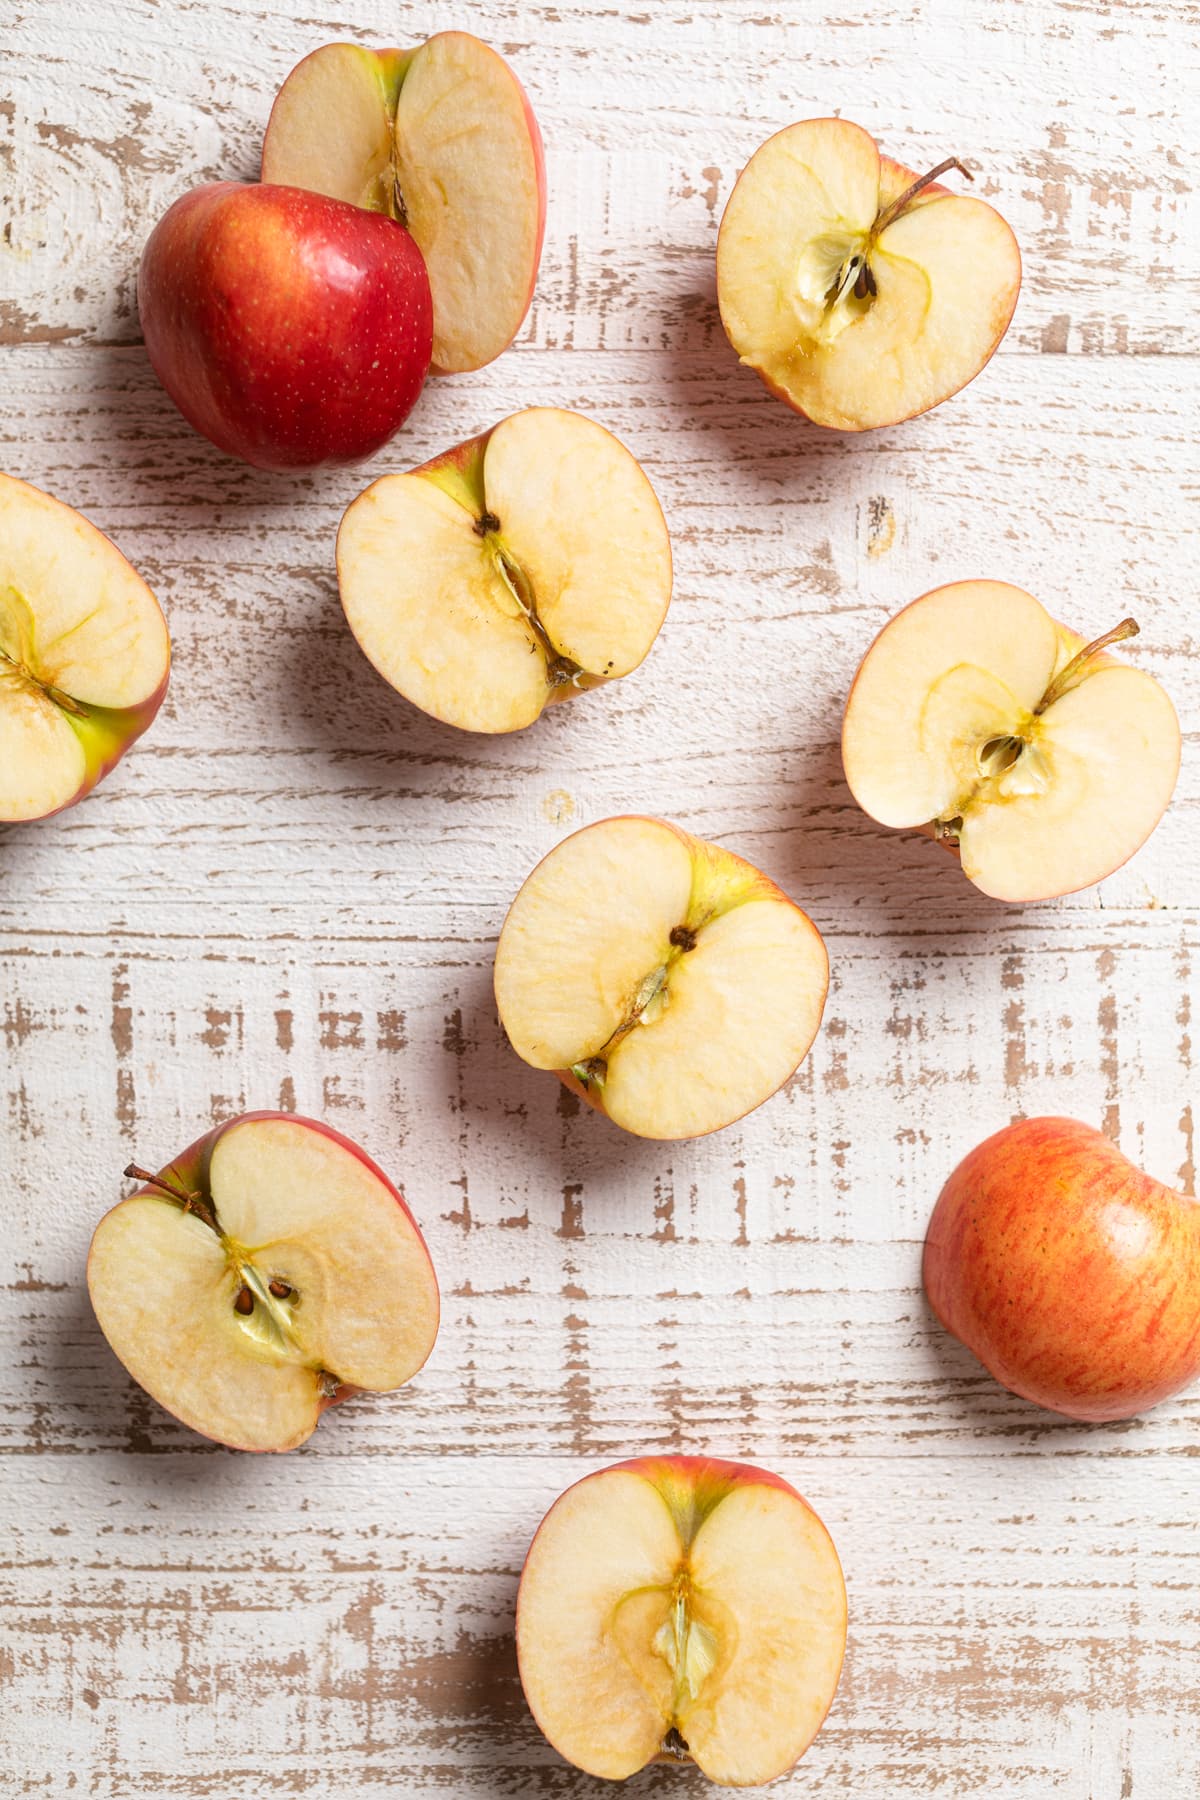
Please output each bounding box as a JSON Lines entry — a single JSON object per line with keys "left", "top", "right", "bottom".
{"left": 3, "top": 1, "right": 1198, "bottom": 1793}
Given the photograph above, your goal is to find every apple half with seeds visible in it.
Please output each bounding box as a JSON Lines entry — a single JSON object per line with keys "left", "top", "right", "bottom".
{"left": 88, "top": 1113, "right": 440, "bottom": 1451}
{"left": 841, "top": 580, "right": 1181, "bottom": 902}
{"left": 516, "top": 1455, "right": 847, "bottom": 1785}
{"left": 261, "top": 30, "right": 545, "bottom": 373}
{"left": 1, "top": 473, "right": 169, "bottom": 822}
{"left": 717, "top": 118, "right": 1021, "bottom": 429}
{"left": 337, "top": 408, "right": 672, "bottom": 734}
{"left": 494, "top": 816, "right": 829, "bottom": 1139}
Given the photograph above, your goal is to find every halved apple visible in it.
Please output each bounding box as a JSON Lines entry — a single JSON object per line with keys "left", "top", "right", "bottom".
{"left": 841, "top": 580, "right": 1181, "bottom": 902}
{"left": 336, "top": 408, "right": 672, "bottom": 734}
{"left": 1, "top": 473, "right": 169, "bottom": 822}
{"left": 87, "top": 1113, "right": 440, "bottom": 1452}
{"left": 494, "top": 816, "right": 828, "bottom": 1139}
{"left": 261, "top": 31, "right": 545, "bottom": 373}
{"left": 516, "top": 1455, "right": 847, "bottom": 1786}
{"left": 716, "top": 118, "right": 1021, "bottom": 430}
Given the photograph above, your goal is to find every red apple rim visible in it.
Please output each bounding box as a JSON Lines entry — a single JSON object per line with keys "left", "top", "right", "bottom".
{"left": 336, "top": 408, "right": 672, "bottom": 734}
{"left": 924, "top": 1116, "right": 1200, "bottom": 1421}
{"left": 840, "top": 580, "right": 1180, "bottom": 901}
{"left": 0, "top": 473, "right": 169, "bottom": 822}
{"left": 494, "top": 816, "right": 829, "bottom": 1139}
{"left": 717, "top": 119, "right": 1021, "bottom": 429}
{"left": 516, "top": 1455, "right": 847, "bottom": 1785}
{"left": 87, "top": 1113, "right": 440, "bottom": 1451}
{"left": 261, "top": 31, "right": 546, "bottom": 374}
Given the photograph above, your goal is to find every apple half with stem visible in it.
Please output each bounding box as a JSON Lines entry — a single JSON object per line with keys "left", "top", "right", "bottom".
{"left": 261, "top": 31, "right": 545, "bottom": 374}
{"left": 336, "top": 408, "right": 672, "bottom": 734}
{"left": 516, "top": 1455, "right": 847, "bottom": 1785}
{"left": 716, "top": 119, "right": 1021, "bottom": 429}
{"left": 925, "top": 1116, "right": 1200, "bottom": 1421}
{"left": 841, "top": 580, "right": 1180, "bottom": 901}
{"left": 1, "top": 473, "right": 169, "bottom": 823}
{"left": 87, "top": 1113, "right": 440, "bottom": 1451}
{"left": 494, "top": 816, "right": 829, "bottom": 1139}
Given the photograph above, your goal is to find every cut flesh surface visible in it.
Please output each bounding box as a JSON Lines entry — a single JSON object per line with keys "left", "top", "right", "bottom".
{"left": 516, "top": 1458, "right": 847, "bottom": 1785}
{"left": 0, "top": 474, "right": 168, "bottom": 820}
{"left": 716, "top": 119, "right": 1021, "bottom": 430}
{"left": 87, "top": 1115, "right": 439, "bottom": 1451}
{"left": 261, "top": 32, "right": 545, "bottom": 374}
{"left": 494, "top": 817, "right": 829, "bottom": 1139}
{"left": 337, "top": 408, "right": 671, "bottom": 734}
{"left": 395, "top": 32, "right": 544, "bottom": 372}
{"left": 841, "top": 580, "right": 1181, "bottom": 901}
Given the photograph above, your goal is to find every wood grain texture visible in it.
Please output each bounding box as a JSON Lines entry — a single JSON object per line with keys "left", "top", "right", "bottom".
{"left": 2, "top": 0, "right": 1198, "bottom": 1794}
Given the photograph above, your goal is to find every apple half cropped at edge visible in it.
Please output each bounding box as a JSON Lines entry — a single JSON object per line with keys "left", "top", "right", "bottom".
{"left": 138, "top": 182, "right": 433, "bottom": 471}
{"left": 0, "top": 473, "right": 169, "bottom": 823}
{"left": 88, "top": 1113, "right": 440, "bottom": 1451}
{"left": 336, "top": 408, "right": 672, "bottom": 734}
{"left": 516, "top": 1455, "right": 847, "bottom": 1785}
{"left": 494, "top": 816, "right": 829, "bottom": 1139}
{"left": 261, "top": 31, "right": 546, "bottom": 373}
{"left": 716, "top": 118, "right": 1021, "bottom": 429}
{"left": 840, "top": 580, "right": 1180, "bottom": 902}
{"left": 924, "top": 1116, "right": 1200, "bottom": 1421}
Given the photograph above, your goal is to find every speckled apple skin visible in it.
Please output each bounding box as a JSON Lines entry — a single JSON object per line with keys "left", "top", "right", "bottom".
{"left": 924, "top": 1116, "right": 1200, "bottom": 1421}
{"left": 138, "top": 182, "right": 433, "bottom": 470}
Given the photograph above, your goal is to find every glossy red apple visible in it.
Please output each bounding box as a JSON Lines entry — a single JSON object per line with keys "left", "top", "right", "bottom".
{"left": 88, "top": 1111, "right": 440, "bottom": 1450}
{"left": 516, "top": 1454, "right": 846, "bottom": 1784}
{"left": 924, "top": 1116, "right": 1200, "bottom": 1421}
{"left": 138, "top": 181, "right": 433, "bottom": 470}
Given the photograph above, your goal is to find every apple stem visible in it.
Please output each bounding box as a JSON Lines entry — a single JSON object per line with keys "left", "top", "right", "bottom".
{"left": 1035, "top": 617, "right": 1140, "bottom": 714}
{"left": 124, "top": 1163, "right": 218, "bottom": 1234}
{"left": 873, "top": 156, "right": 973, "bottom": 237}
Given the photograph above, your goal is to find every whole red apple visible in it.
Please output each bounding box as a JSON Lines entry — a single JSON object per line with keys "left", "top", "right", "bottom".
{"left": 924, "top": 1116, "right": 1200, "bottom": 1421}
{"left": 138, "top": 181, "right": 433, "bottom": 470}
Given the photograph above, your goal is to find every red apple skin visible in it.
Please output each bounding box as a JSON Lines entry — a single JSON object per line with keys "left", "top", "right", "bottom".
{"left": 137, "top": 182, "right": 433, "bottom": 470}
{"left": 517, "top": 1454, "right": 845, "bottom": 1772}
{"left": 924, "top": 1116, "right": 1200, "bottom": 1421}
{"left": 102, "top": 1110, "right": 439, "bottom": 1449}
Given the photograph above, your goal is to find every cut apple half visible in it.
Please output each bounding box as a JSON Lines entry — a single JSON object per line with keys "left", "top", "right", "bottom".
{"left": 337, "top": 408, "right": 672, "bottom": 734}
{"left": 717, "top": 119, "right": 1021, "bottom": 429}
{"left": 261, "top": 31, "right": 546, "bottom": 373}
{"left": 494, "top": 816, "right": 829, "bottom": 1139}
{"left": 516, "top": 1455, "right": 847, "bottom": 1786}
{"left": 841, "top": 580, "right": 1181, "bottom": 902}
{"left": 1, "top": 473, "right": 169, "bottom": 822}
{"left": 88, "top": 1113, "right": 440, "bottom": 1451}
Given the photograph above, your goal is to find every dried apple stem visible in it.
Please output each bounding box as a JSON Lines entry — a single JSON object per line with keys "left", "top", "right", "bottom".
{"left": 872, "top": 156, "right": 972, "bottom": 237}
{"left": 124, "top": 1163, "right": 218, "bottom": 1234}
{"left": 1035, "top": 617, "right": 1139, "bottom": 714}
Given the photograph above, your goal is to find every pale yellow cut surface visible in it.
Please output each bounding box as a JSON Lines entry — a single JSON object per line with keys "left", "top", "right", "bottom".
{"left": 516, "top": 1463, "right": 847, "bottom": 1786}
{"left": 0, "top": 474, "right": 168, "bottom": 820}
{"left": 395, "top": 31, "right": 542, "bottom": 372}
{"left": 261, "top": 43, "right": 401, "bottom": 212}
{"left": 88, "top": 1117, "right": 439, "bottom": 1452}
{"left": 494, "top": 815, "right": 828, "bottom": 1140}
{"left": 603, "top": 897, "right": 829, "bottom": 1140}
{"left": 717, "top": 118, "right": 1020, "bottom": 430}
{"left": 337, "top": 408, "right": 671, "bottom": 734}
{"left": 841, "top": 579, "right": 1181, "bottom": 902}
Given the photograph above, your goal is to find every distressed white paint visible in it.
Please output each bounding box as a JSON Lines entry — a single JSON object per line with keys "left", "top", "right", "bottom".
{"left": 2, "top": 0, "right": 1198, "bottom": 1794}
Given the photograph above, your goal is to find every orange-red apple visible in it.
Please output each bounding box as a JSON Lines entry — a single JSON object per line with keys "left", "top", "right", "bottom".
{"left": 516, "top": 1455, "right": 847, "bottom": 1785}
{"left": 924, "top": 1116, "right": 1200, "bottom": 1421}
{"left": 88, "top": 1112, "right": 440, "bottom": 1450}
{"left": 717, "top": 118, "right": 1020, "bottom": 430}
